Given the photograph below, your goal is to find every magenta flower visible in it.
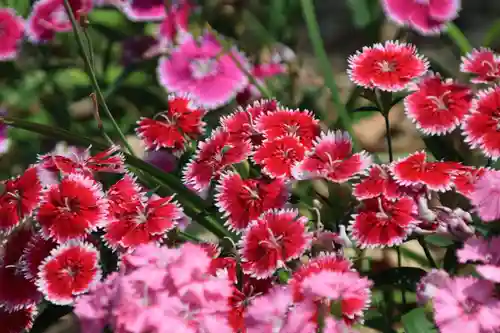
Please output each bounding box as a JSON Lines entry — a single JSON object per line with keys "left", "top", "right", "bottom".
{"left": 381, "top": 0, "right": 461, "bottom": 35}
{"left": 0, "top": 9, "right": 25, "bottom": 61}
{"left": 416, "top": 269, "right": 450, "bottom": 305}
{"left": 120, "top": 0, "right": 166, "bottom": 21}
{"left": 433, "top": 277, "right": 500, "bottom": 333}
{"left": 157, "top": 33, "right": 250, "bottom": 110}
{"left": 470, "top": 169, "right": 500, "bottom": 222}
{"left": 458, "top": 236, "right": 500, "bottom": 283}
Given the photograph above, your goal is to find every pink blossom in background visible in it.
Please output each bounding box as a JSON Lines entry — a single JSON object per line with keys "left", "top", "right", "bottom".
{"left": 119, "top": 0, "right": 166, "bottom": 21}
{"left": 460, "top": 48, "right": 500, "bottom": 84}
{"left": 470, "top": 169, "right": 500, "bottom": 222}
{"left": 416, "top": 269, "right": 450, "bottom": 305}
{"left": 433, "top": 277, "right": 500, "bottom": 333}
{"left": 0, "top": 9, "right": 25, "bottom": 61}
{"left": 27, "top": 0, "right": 94, "bottom": 43}
{"left": 381, "top": 0, "right": 461, "bottom": 35}
{"left": 156, "top": 1, "right": 191, "bottom": 47}
{"left": 458, "top": 236, "right": 500, "bottom": 283}
{"left": 157, "top": 33, "right": 250, "bottom": 110}
{"left": 237, "top": 62, "right": 287, "bottom": 104}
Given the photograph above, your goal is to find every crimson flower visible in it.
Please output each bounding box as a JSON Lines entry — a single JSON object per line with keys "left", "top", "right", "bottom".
{"left": 453, "top": 166, "right": 487, "bottom": 198}
{"left": 26, "top": 0, "right": 93, "bottom": 43}
{"left": 37, "top": 173, "right": 108, "bottom": 242}
{"left": 404, "top": 73, "right": 473, "bottom": 135}
{"left": 0, "top": 8, "right": 25, "bottom": 61}
{"left": 349, "top": 196, "right": 417, "bottom": 248}
{"left": 460, "top": 48, "right": 500, "bottom": 84}
{"left": 353, "top": 164, "right": 401, "bottom": 200}
{"left": 463, "top": 86, "right": 500, "bottom": 160}
{"left": 215, "top": 172, "right": 289, "bottom": 232}
{"left": 21, "top": 233, "right": 58, "bottom": 281}
{"left": 253, "top": 135, "right": 306, "bottom": 179}
{"left": 183, "top": 129, "right": 252, "bottom": 196}
{"left": 221, "top": 99, "right": 280, "bottom": 147}
{"left": 36, "top": 241, "right": 101, "bottom": 305}
{"left": 390, "top": 151, "right": 460, "bottom": 191}
{"left": 292, "top": 131, "right": 372, "bottom": 183}
{"left": 347, "top": 40, "right": 429, "bottom": 92}
{"left": 239, "top": 209, "right": 311, "bottom": 278}
{"left": 136, "top": 94, "right": 206, "bottom": 152}
{"left": 255, "top": 108, "right": 320, "bottom": 148}
{"left": 106, "top": 174, "right": 144, "bottom": 217}
{"left": 0, "top": 167, "right": 42, "bottom": 233}
{"left": 0, "top": 305, "right": 37, "bottom": 333}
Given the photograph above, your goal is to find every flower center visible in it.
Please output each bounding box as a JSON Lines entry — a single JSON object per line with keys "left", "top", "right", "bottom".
{"left": 189, "top": 58, "right": 218, "bottom": 80}
{"left": 426, "top": 93, "right": 450, "bottom": 111}
{"left": 284, "top": 124, "right": 300, "bottom": 136}
{"left": 378, "top": 60, "right": 396, "bottom": 73}
{"left": 462, "top": 298, "right": 480, "bottom": 315}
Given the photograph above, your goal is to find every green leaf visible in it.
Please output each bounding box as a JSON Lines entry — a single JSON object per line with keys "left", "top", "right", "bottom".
{"left": 346, "top": 0, "right": 372, "bottom": 28}
{"left": 443, "top": 242, "right": 460, "bottom": 274}
{"left": 483, "top": 19, "right": 500, "bottom": 47}
{"left": 402, "top": 308, "right": 437, "bottom": 333}
{"left": 423, "top": 135, "right": 465, "bottom": 163}
{"left": 425, "top": 234, "right": 454, "bottom": 247}
{"left": 369, "top": 267, "right": 426, "bottom": 292}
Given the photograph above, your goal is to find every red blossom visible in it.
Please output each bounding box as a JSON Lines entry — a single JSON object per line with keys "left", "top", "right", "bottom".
{"left": 0, "top": 167, "right": 42, "bottom": 233}
{"left": 221, "top": 99, "right": 280, "bottom": 147}
{"left": 390, "top": 151, "right": 460, "bottom": 191}
{"left": 36, "top": 241, "right": 101, "bottom": 305}
{"left": 404, "top": 73, "right": 473, "bottom": 135}
{"left": 215, "top": 172, "right": 289, "bottom": 232}
{"left": 460, "top": 48, "right": 500, "bottom": 84}
{"left": 353, "top": 164, "right": 401, "bottom": 200}
{"left": 239, "top": 209, "right": 311, "bottom": 279}
{"left": 107, "top": 174, "right": 144, "bottom": 217}
{"left": 0, "top": 8, "right": 25, "bottom": 61}
{"left": 200, "top": 242, "right": 221, "bottom": 258}
{"left": 255, "top": 108, "right": 320, "bottom": 148}
{"left": 347, "top": 40, "right": 429, "bottom": 92}
{"left": 349, "top": 196, "right": 417, "bottom": 248}
{"left": 209, "top": 257, "right": 237, "bottom": 283}
{"left": 37, "top": 173, "right": 108, "bottom": 242}
{"left": 0, "top": 305, "right": 37, "bottom": 333}
{"left": 292, "top": 131, "right": 372, "bottom": 183}
{"left": 463, "top": 86, "right": 500, "bottom": 160}
{"left": 136, "top": 94, "right": 206, "bottom": 152}
{"left": 183, "top": 129, "right": 252, "bottom": 196}
{"left": 253, "top": 135, "right": 306, "bottom": 179}
{"left": 453, "top": 166, "right": 487, "bottom": 198}
{"left": 21, "top": 234, "right": 58, "bottom": 281}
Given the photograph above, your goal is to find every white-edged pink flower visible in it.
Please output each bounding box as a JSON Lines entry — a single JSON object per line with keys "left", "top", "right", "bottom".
{"left": 292, "top": 131, "right": 372, "bottom": 183}
{"left": 353, "top": 164, "right": 401, "bottom": 200}
{"left": 215, "top": 172, "right": 289, "bottom": 232}
{"left": 0, "top": 8, "right": 25, "bottom": 61}
{"left": 26, "top": 0, "right": 93, "bottom": 43}
{"left": 119, "top": 0, "right": 166, "bottom": 21}
{"left": 157, "top": 32, "right": 250, "bottom": 110}
{"left": 239, "top": 209, "right": 311, "bottom": 279}
{"left": 37, "top": 173, "right": 109, "bottom": 243}
{"left": 460, "top": 48, "right": 500, "bottom": 84}
{"left": 347, "top": 41, "right": 429, "bottom": 92}
{"left": 404, "top": 73, "right": 473, "bottom": 135}
{"left": 416, "top": 269, "right": 451, "bottom": 305}
{"left": 458, "top": 236, "right": 500, "bottom": 283}
{"left": 156, "top": 1, "right": 191, "bottom": 47}
{"left": 36, "top": 241, "right": 101, "bottom": 305}
{"left": 381, "top": 0, "right": 461, "bottom": 35}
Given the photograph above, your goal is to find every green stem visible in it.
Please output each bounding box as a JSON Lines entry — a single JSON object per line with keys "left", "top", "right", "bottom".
{"left": 62, "top": 0, "right": 135, "bottom": 156}
{"left": 418, "top": 236, "right": 439, "bottom": 269}
{"left": 446, "top": 22, "right": 473, "bottom": 54}
{"left": 383, "top": 114, "right": 394, "bottom": 163}
{"left": 299, "top": 0, "right": 360, "bottom": 151}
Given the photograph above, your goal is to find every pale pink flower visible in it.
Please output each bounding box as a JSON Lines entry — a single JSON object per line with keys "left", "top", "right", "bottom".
{"left": 157, "top": 32, "right": 250, "bottom": 110}
{"left": 381, "top": 0, "right": 461, "bottom": 35}
{"left": 416, "top": 269, "right": 450, "bottom": 305}
{"left": 433, "top": 277, "right": 500, "bottom": 333}
{"left": 458, "top": 236, "right": 500, "bottom": 283}
{"left": 470, "top": 169, "right": 500, "bottom": 222}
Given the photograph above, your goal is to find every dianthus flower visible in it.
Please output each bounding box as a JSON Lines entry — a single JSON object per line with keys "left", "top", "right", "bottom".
{"left": 433, "top": 277, "right": 500, "bottom": 333}
{"left": 463, "top": 86, "right": 500, "bottom": 160}
{"left": 156, "top": 1, "right": 190, "bottom": 48}
{"left": 458, "top": 236, "right": 500, "bottom": 283}
{"left": 0, "top": 9, "right": 25, "bottom": 61}
{"left": 469, "top": 169, "right": 500, "bottom": 222}
{"left": 239, "top": 209, "right": 311, "bottom": 278}
{"left": 416, "top": 269, "right": 451, "bottom": 305}
{"left": 21, "top": 233, "right": 58, "bottom": 281}
{"left": 37, "top": 173, "right": 108, "bottom": 242}
{"left": 347, "top": 41, "right": 429, "bottom": 92}
{"left": 27, "top": 0, "right": 93, "bottom": 43}
{"left": 353, "top": 164, "right": 401, "bottom": 200}
{"left": 404, "top": 73, "right": 472, "bottom": 135}
{"left": 36, "top": 241, "right": 102, "bottom": 305}
{"left": 460, "top": 48, "right": 500, "bottom": 84}
{"left": 136, "top": 94, "right": 206, "bottom": 152}
{"left": 215, "top": 172, "right": 289, "bottom": 232}
{"left": 381, "top": 0, "right": 461, "bottom": 35}
{"left": 74, "top": 243, "right": 234, "bottom": 333}
{"left": 157, "top": 33, "right": 250, "bottom": 110}
{"left": 452, "top": 166, "right": 487, "bottom": 198}
{"left": 0, "top": 167, "right": 42, "bottom": 233}
{"left": 119, "top": 0, "right": 166, "bottom": 21}
{"left": 349, "top": 196, "right": 417, "bottom": 248}
{"left": 0, "top": 305, "right": 37, "bottom": 333}
{"left": 183, "top": 129, "right": 252, "bottom": 196}
{"left": 390, "top": 151, "right": 460, "bottom": 192}
{"left": 293, "top": 131, "right": 371, "bottom": 183}
{"left": 237, "top": 62, "right": 287, "bottom": 104}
